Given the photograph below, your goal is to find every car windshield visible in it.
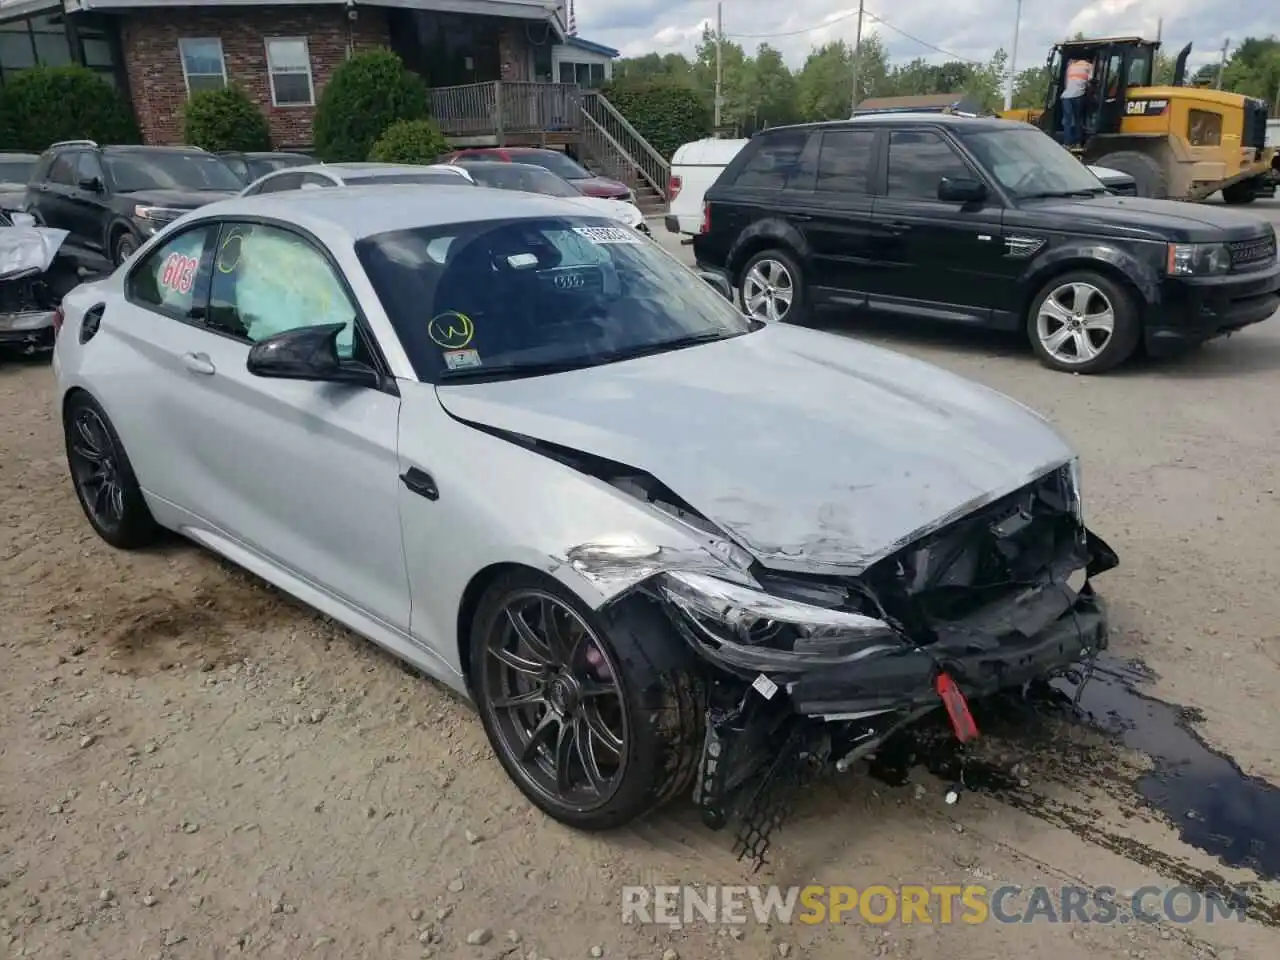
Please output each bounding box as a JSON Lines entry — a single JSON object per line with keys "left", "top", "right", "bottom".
{"left": 104, "top": 152, "right": 244, "bottom": 192}
{"left": 245, "top": 156, "right": 309, "bottom": 180}
{"left": 959, "top": 127, "right": 1106, "bottom": 198}
{"left": 348, "top": 172, "right": 473, "bottom": 186}
{"left": 466, "top": 164, "right": 581, "bottom": 197}
{"left": 356, "top": 215, "right": 755, "bottom": 383}
{"left": 510, "top": 151, "right": 592, "bottom": 180}
{"left": 0, "top": 159, "right": 34, "bottom": 183}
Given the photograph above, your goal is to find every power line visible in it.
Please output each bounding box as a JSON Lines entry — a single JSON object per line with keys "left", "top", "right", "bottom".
{"left": 724, "top": 8, "right": 983, "bottom": 65}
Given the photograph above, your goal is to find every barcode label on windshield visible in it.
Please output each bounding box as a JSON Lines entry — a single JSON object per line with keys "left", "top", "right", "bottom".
{"left": 573, "top": 225, "right": 640, "bottom": 244}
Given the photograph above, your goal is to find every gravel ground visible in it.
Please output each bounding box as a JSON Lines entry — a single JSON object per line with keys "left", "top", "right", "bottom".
{"left": 2, "top": 202, "right": 1279, "bottom": 959}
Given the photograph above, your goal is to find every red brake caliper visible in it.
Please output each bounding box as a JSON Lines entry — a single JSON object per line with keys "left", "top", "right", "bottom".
{"left": 935, "top": 672, "right": 980, "bottom": 743}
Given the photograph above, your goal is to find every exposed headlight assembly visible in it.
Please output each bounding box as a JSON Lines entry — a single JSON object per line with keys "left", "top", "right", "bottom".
{"left": 1166, "top": 241, "right": 1230, "bottom": 276}
{"left": 657, "top": 570, "right": 906, "bottom": 673}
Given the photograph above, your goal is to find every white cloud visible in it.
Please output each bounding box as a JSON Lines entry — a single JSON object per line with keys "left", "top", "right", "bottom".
{"left": 577, "top": 0, "right": 1271, "bottom": 77}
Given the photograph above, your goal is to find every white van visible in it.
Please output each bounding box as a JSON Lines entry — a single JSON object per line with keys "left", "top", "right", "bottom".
{"left": 664, "top": 137, "right": 748, "bottom": 239}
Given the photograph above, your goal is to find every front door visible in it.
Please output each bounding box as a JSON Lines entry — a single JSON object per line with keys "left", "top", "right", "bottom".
{"left": 165, "top": 219, "right": 411, "bottom": 631}
{"left": 69, "top": 151, "right": 111, "bottom": 249}
{"left": 866, "top": 129, "right": 1009, "bottom": 326}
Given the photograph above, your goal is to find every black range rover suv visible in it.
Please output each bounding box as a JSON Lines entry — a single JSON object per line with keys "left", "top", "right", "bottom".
{"left": 693, "top": 114, "right": 1280, "bottom": 373}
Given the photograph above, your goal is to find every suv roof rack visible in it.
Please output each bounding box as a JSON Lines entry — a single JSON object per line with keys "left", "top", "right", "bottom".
{"left": 50, "top": 139, "right": 99, "bottom": 148}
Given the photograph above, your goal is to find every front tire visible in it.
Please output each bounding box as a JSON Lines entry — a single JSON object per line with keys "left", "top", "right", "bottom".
{"left": 113, "top": 230, "right": 140, "bottom": 266}
{"left": 1027, "top": 270, "right": 1141, "bottom": 374}
{"left": 1221, "top": 180, "right": 1258, "bottom": 205}
{"left": 469, "top": 570, "right": 704, "bottom": 830}
{"left": 738, "top": 248, "right": 811, "bottom": 325}
{"left": 63, "top": 392, "right": 159, "bottom": 549}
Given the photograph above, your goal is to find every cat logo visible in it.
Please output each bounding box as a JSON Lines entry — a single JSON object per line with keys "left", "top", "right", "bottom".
{"left": 1125, "top": 99, "right": 1168, "bottom": 116}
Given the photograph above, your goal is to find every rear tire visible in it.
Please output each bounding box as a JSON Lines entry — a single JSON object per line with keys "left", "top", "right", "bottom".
{"left": 1027, "top": 270, "right": 1141, "bottom": 374}
{"left": 1093, "top": 151, "right": 1168, "bottom": 199}
{"left": 63, "top": 391, "right": 159, "bottom": 549}
{"left": 469, "top": 570, "right": 704, "bottom": 830}
{"left": 737, "top": 248, "right": 811, "bottom": 325}
{"left": 1221, "top": 180, "right": 1258, "bottom": 205}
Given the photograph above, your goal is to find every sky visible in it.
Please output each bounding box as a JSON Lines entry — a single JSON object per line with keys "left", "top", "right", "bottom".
{"left": 576, "top": 0, "right": 1275, "bottom": 78}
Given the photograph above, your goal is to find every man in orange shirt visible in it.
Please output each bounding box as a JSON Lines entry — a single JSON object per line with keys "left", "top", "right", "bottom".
{"left": 1062, "top": 57, "right": 1093, "bottom": 147}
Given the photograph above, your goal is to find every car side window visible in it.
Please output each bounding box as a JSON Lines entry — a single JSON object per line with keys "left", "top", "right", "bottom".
{"left": 47, "top": 154, "right": 76, "bottom": 185}
{"left": 75, "top": 152, "right": 104, "bottom": 185}
{"left": 300, "top": 173, "right": 334, "bottom": 188}
{"left": 125, "top": 225, "right": 217, "bottom": 319}
{"left": 732, "top": 132, "right": 813, "bottom": 189}
{"left": 206, "top": 222, "right": 357, "bottom": 359}
{"left": 251, "top": 172, "right": 305, "bottom": 194}
{"left": 816, "top": 130, "right": 876, "bottom": 194}
{"left": 886, "top": 131, "right": 973, "bottom": 199}
{"left": 223, "top": 156, "right": 249, "bottom": 180}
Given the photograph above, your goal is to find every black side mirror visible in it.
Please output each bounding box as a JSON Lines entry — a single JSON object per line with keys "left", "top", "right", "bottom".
{"left": 246, "top": 322, "right": 379, "bottom": 388}
{"left": 697, "top": 269, "right": 734, "bottom": 302}
{"left": 78, "top": 176, "right": 103, "bottom": 192}
{"left": 938, "top": 177, "right": 988, "bottom": 204}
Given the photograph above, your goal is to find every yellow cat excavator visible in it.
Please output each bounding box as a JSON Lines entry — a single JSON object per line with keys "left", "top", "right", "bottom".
{"left": 1001, "top": 37, "right": 1276, "bottom": 203}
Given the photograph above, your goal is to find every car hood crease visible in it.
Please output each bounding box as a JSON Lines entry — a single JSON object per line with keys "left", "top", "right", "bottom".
{"left": 434, "top": 325, "right": 1074, "bottom": 575}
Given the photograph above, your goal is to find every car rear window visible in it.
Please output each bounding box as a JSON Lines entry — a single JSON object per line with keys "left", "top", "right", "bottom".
{"left": 729, "top": 131, "right": 816, "bottom": 190}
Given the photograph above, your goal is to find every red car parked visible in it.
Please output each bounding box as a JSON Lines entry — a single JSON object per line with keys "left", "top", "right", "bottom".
{"left": 441, "top": 147, "right": 632, "bottom": 202}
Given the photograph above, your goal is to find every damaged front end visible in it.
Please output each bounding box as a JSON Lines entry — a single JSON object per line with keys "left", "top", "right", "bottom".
{"left": 0, "top": 217, "right": 76, "bottom": 355}
{"left": 591, "top": 459, "right": 1118, "bottom": 865}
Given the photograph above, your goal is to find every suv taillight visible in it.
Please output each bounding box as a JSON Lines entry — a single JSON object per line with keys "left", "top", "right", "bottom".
{"left": 52, "top": 304, "right": 64, "bottom": 338}
{"left": 700, "top": 201, "right": 711, "bottom": 234}
{"left": 668, "top": 174, "right": 682, "bottom": 201}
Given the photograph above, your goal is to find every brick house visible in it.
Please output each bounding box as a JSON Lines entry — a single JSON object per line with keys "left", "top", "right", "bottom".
{"left": 0, "top": 0, "right": 616, "bottom": 148}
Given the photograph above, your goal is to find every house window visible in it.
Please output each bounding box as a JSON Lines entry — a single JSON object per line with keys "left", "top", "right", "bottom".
{"left": 266, "top": 37, "right": 314, "bottom": 107}
{"left": 179, "top": 37, "right": 226, "bottom": 95}
{"left": 557, "top": 60, "right": 606, "bottom": 89}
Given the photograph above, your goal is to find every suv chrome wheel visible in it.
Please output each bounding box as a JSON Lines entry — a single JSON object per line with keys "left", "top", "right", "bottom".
{"left": 741, "top": 258, "right": 794, "bottom": 322}
{"left": 1035, "top": 281, "right": 1115, "bottom": 366}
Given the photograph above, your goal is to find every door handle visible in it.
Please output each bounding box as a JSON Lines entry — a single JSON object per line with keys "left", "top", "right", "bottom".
{"left": 882, "top": 221, "right": 910, "bottom": 234}
{"left": 789, "top": 214, "right": 813, "bottom": 222}
{"left": 182, "top": 352, "right": 215, "bottom": 375}
{"left": 400, "top": 468, "right": 439, "bottom": 501}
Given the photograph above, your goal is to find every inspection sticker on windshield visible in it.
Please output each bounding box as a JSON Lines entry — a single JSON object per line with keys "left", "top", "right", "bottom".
{"left": 443, "top": 349, "right": 481, "bottom": 370}
{"left": 572, "top": 225, "right": 641, "bottom": 245}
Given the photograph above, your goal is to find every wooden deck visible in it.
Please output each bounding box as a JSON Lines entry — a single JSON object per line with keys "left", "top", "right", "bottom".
{"left": 429, "top": 81, "right": 583, "bottom": 147}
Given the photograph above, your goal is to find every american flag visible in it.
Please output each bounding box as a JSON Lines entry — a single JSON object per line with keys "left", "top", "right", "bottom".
{"left": 567, "top": 0, "right": 577, "bottom": 35}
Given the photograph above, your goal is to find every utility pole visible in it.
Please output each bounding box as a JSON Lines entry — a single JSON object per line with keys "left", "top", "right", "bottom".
{"left": 1155, "top": 17, "right": 1162, "bottom": 43}
{"left": 1216, "top": 38, "right": 1229, "bottom": 89}
{"left": 1004, "top": 0, "right": 1023, "bottom": 111}
{"left": 713, "top": 2, "right": 723, "bottom": 132}
{"left": 849, "top": 0, "right": 865, "bottom": 114}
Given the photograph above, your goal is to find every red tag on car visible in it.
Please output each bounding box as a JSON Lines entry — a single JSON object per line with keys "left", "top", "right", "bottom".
{"left": 935, "top": 672, "right": 979, "bottom": 743}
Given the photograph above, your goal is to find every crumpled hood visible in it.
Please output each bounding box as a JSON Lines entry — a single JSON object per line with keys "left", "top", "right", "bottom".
{"left": 435, "top": 324, "right": 1075, "bottom": 575}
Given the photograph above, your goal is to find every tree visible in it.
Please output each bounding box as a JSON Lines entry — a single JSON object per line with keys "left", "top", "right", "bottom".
{"left": 962, "top": 49, "right": 1007, "bottom": 113}
{"left": 368, "top": 118, "right": 450, "bottom": 163}
{"left": 0, "top": 64, "right": 138, "bottom": 150}
{"left": 183, "top": 86, "right": 271, "bottom": 152}
{"left": 1012, "top": 64, "right": 1051, "bottom": 109}
{"left": 1220, "top": 36, "right": 1280, "bottom": 102}
{"left": 742, "top": 44, "right": 799, "bottom": 129}
{"left": 312, "top": 48, "right": 429, "bottom": 162}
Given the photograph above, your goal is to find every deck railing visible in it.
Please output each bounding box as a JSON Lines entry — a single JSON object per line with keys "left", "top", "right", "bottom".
{"left": 429, "top": 81, "right": 583, "bottom": 139}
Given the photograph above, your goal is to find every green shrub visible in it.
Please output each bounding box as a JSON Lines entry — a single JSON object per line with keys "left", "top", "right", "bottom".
{"left": 182, "top": 86, "right": 271, "bottom": 152}
{"left": 313, "top": 47, "right": 429, "bottom": 162}
{"left": 368, "top": 118, "right": 450, "bottom": 164}
{"left": 0, "top": 64, "right": 138, "bottom": 150}
{"left": 601, "top": 79, "right": 710, "bottom": 160}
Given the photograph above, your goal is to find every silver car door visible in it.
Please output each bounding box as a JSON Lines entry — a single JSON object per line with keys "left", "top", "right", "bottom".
{"left": 163, "top": 219, "right": 411, "bottom": 631}
{"left": 105, "top": 222, "right": 224, "bottom": 511}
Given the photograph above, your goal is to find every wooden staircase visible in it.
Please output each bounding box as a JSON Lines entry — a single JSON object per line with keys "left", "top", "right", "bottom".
{"left": 427, "top": 81, "right": 672, "bottom": 214}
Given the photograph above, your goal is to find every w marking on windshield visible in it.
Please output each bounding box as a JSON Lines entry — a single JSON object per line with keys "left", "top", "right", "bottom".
{"left": 428, "top": 311, "right": 475, "bottom": 349}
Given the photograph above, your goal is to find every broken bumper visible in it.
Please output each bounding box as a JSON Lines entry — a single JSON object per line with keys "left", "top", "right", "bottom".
{"left": 788, "top": 586, "right": 1107, "bottom": 716}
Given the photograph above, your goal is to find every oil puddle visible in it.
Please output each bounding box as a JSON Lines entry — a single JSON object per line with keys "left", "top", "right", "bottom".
{"left": 868, "top": 654, "right": 1280, "bottom": 925}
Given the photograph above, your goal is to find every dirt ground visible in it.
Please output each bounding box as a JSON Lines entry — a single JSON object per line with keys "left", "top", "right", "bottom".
{"left": 3, "top": 205, "right": 1280, "bottom": 960}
